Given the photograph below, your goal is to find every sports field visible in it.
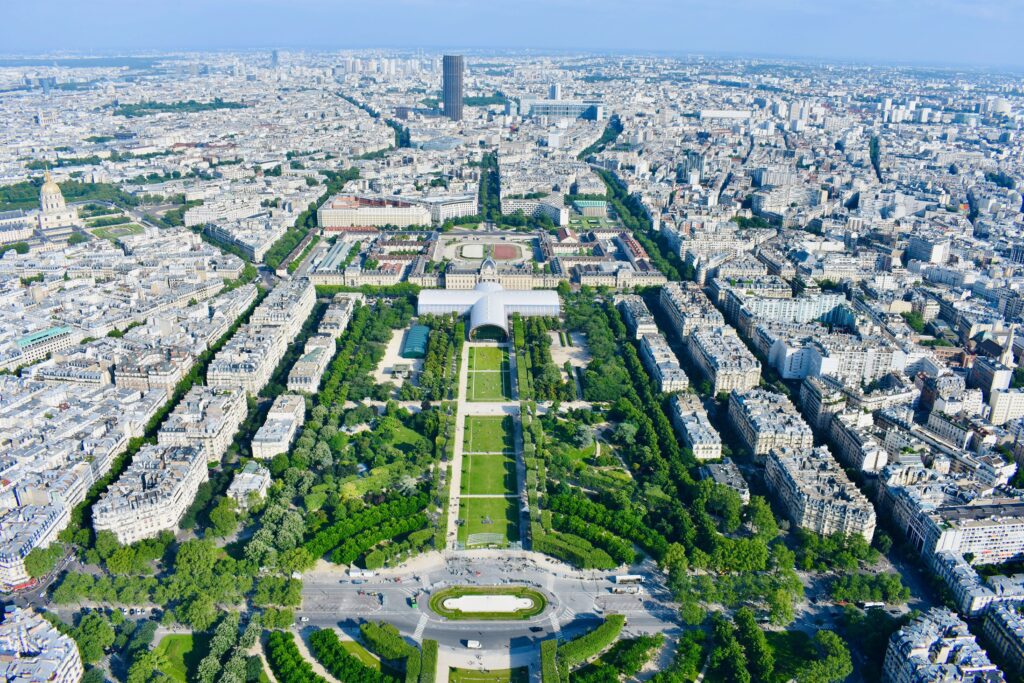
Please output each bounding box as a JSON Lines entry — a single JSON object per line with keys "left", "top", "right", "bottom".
{"left": 464, "top": 416, "right": 514, "bottom": 453}
{"left": 467, "top": 347, "right": 512, "bottom": 401}
{"left": 491, "top": 244, "right": 520, "bottom": 260}
{"left": 462, "top": 453, "right": 517, "bottom": 495}
{"left": 91, "top": 223, "right": 144, "bottom": 241}
{"left": 450, "top": 668, "right": 529, "bottom": 683}
{"left": 450, "top": 667, "right": 529, "bottom": 683}
{"left": 457, "top": 496, "right": 519, "bottom": 546}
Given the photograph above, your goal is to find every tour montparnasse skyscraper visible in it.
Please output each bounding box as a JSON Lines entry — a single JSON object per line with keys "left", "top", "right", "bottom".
{"left": 442, "top": 55, "right": 464, "bottom": 122}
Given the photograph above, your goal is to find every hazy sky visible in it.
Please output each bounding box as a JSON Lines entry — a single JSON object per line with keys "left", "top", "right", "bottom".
{"left": 3, "top": 0, "right": 1023, "bottom": 68}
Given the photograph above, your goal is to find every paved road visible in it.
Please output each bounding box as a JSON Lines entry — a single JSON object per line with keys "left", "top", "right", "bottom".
{"left": 298, "top": 551, "right": 681, "bottom": 661}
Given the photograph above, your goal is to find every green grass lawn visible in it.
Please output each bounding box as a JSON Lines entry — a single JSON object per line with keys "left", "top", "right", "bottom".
{"left": 462, "top": 453, "right": 517, "bottom": 495}
{"left": 430, "top": 587, "right": 546, "bottom": 621}
{"left": 341, "top": 638, "right": 383, "bottom": 671}
{"left": 449, "top": 667, "right": 529, "bottom": 683}
{"left": 464, "top": 416, "right": 513, "bottom": 453}
{"left": 469, "top": 347, "right": 508, "bottom": 372}
{"left": 458, "top": 496, "right": 519, "bottom": 546}
{"left": 467, "top": 347, "right": 511, "bottom": 401}
{"left": 153, "top": 634, "right": 208, "bottom": 683}
{"left": 469, "top": 369, "right": 511, "bottom": 401}
{"left": 392, "top": 423, "right": 430, "bottom": 454}
{"left": 91, "top": 223, "right": 144, "bottom": 241}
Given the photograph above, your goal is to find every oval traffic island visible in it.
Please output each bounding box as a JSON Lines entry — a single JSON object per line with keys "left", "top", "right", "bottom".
{"left": 428, "top": 586, "right": 548, "bottom": 621}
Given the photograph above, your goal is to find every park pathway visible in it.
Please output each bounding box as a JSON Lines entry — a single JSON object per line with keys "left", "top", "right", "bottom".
{"left": 444, "top": 341, "right": 471, "bottom": 550}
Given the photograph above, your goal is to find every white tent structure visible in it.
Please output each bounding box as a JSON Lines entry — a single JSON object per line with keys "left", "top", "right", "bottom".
{"left": 417, "top": 264, "right": 560, "bottom": 340}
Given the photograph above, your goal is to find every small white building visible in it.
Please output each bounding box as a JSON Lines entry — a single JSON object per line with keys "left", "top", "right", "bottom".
{"left": 226, "top": 461, "right": 271, "bottom": 508}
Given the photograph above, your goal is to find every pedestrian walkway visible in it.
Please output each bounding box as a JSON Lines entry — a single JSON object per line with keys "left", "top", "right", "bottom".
{"left": 444, "top": 342, "right": 471, "bottom": 549}
{"left": 413, "top": 613, "right": 429, "bottom": 642}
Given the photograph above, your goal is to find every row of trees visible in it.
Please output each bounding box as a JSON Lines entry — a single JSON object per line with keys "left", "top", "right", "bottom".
{"left": 555, "top": 614, "right": 626, "bottom": 680}
{"left": 830, "top": 572, "right": 910, "bottom": 605}
{"left": 595, "top": 169, "right": 685, "bottom": 280}
{"left": 303, "top": 492, "right": 429, "bottom": 559}
{"left": 331, "top": 513, "right": 429, "bottom": 566}
{"left": 266, "top": 630, "right": 328, "bottom": 683}
{"left": 514, "top": 315, "right": 575, "bottom": 401}
{"left": 308, "top": 628, "right": 398, "bottom": 683}
{"left": 411, "top": 315, "right": 462, "bottom": 401}
{"left": 547, "top": 489, "right": 666, "bottom": 560}
{"left": 572, "top": 634, "right": 663, "bottom": 683}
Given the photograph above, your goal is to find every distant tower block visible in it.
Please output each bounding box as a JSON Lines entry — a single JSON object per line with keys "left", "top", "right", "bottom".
{"left": 442, "top": 55, "right": 464, "bottom": 121}
{"left": 549, "top": 83, "right": 562, "bottom": 100}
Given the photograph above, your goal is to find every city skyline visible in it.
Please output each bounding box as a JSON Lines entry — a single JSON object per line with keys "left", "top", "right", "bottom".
{"left": 3, "top": 0, "right": 1024, "bottom": 68}
{"left": 3, "top": 3, "right": 1024, "bottom": 678}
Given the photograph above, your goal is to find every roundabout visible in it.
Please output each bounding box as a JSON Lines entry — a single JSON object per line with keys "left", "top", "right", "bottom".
{"left": 429, "top": 585, "right": 548, "bottom": 621}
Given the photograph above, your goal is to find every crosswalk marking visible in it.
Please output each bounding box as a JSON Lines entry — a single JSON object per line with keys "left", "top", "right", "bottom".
{"left": 413, "top": 614, "right": 429, "bottom": 641}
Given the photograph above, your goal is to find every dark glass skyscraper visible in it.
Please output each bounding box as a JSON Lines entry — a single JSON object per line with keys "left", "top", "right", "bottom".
{"left": 442, "top": 55, "right": 464, "bottom": 122}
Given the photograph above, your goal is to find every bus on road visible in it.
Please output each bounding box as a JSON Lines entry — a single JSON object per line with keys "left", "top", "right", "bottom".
{"left": 613, "top": 575, "right": 644, "bottom": 585}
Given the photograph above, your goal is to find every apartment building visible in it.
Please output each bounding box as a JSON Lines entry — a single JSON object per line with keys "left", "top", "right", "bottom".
{"left": 0, "top": 606, "right": 83, "bottom": 683}
{"left": 828, "top": 410, "right": 890, "bottom": 472}
{"left": 990, "top": 389, "right": 1024, "bottom": 427}
{"left": 700, "top": 458, "right": 750, "bottom": 502}
{"left": 882, "top": 608, "right": 1004, "bottom": 683}
{"left": 319, "top": 292, "right": 364, "bottom": 338}
{"left": 287, "top": 335, "right": 335, "bottom": 393}
{"left": 932, "top": 551, "right": 1024, "bottom": 616}
{"left": 157, "top": 386, "right": 247, "bottom": 462}
{"left": 659, "top": 282, "right": 724, "bottom": 339}
{"left": 982, "top": 602, "right": 1024, "bottom": 676}
{"left": 733, "top": 292, "right": 848, "bottom": 337}
{"left": 799, "top": 374, "right": 849, "bottom": 431}
{"left": 688, "top": 327, "right": 761, "bottom": 395}
{"left": 638, "top": 333, "right": 689, "bottom": 393}
{"left": 92, "top": 445, "right": 208, "bottom": 544}
{"left": 252, "top": 394, "right": 305, "bottom": 459}
{"left": 249, "top": 278, "right": 316, "bottom": 339}
{"left": 879, "top": 465, "right": 1024, "bottom": 567}
{"left": 669, "top": 393, "right": 722, "bottom": 460}
{"left": 0, "top": 505, "right": 68, "bottom": 591}
{"left": 616, "top": 295, "right": 659, "bottom": 340}
{"left": 207, "top": 325, "right": 287, "bottom": 394}
{"left": 765, "top": 446, "right": 877, "bottom": 542}
{"left": 728, "top": 389, "right": 813, "bottom": 457}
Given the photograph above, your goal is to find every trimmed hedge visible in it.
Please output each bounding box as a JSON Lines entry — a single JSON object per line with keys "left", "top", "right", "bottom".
{"left": 540, "top": 639, "right": 559, "bottom": 683}
{"left": 331, "top": 514, "right": 429, "bottom": 565}
{"left": 548, "top": 492, "right": 667, "bottom": 559}
{"left": 404, "top": 651, "right": 421, "bottom": 683}
{"left": 552, "top": 513, "right": 635, "bottom": 566}
{"left": 308, "top": 628, "right": 398, "bottom": 683}
{"left": 266, "top": 630, "right": 327, "bottom": 683}
{"left": 419, "top": 640, "right": 438, "bottom": 683}
{"left": 533, "top": 530, "right": 616, "bottom": 570}
{"left": 304, "top": 493, "right": 428, "bottom": 559}
{"left": 360, "top": 622, "right": 418, "bottom": 661}
{"left": 558, "top": 614, "right": 626, "bottom": 677}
